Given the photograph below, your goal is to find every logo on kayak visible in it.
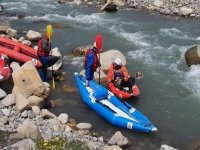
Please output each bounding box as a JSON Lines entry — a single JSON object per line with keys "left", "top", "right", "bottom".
{"left": 31, "top": 58, "right": 37, "bottom": 66}
{"left": 127, "top": 122, "right": 133, "bottom": 129}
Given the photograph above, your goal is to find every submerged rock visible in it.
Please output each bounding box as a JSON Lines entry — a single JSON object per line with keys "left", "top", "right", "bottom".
{"left": 185, "top": 45, "right": 200, "bottom": 67}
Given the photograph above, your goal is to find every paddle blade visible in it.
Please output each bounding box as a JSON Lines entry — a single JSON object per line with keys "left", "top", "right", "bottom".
{"left": 46, "top": 25, "right": 53, "bottom": 41}
{"left": 52, "top": 78, "right": 56, "bottom": 91}
{"left": 95, "top": 34, "right": 102, "bottom": 53}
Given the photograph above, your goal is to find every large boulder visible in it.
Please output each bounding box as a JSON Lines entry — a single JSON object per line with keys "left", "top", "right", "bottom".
{"left": 80, "top": 70, "right": 107, "bottom": 83}
{"left": 48, "top": 47, "right": 63, "bottom": 71}
{"left": 12, "top": 61, "right": 50, "bottom": 99}
{"left": 185, "top": 45, "right": 200, "bottom": 67}
{"left": 26, "top": 30, "right": 41, "bottom": 41}
{"left": 101, "top": 2, "right": 118, "bottom": 12}
{"left": 12, "top": 86, "right": 30, "bottom": 112}
{"left": 100, "top": 49, "right": 126, "bottom": 72}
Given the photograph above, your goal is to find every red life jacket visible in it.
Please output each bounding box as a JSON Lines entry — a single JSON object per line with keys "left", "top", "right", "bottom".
{"left": 84, "top": 49, "right": 99, "bottom": 71}
{"left": 37, "top": 37, "right": 50, "bottom": 57}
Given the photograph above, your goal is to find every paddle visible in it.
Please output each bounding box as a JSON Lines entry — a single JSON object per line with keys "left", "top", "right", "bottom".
{"left": 95, "top": 34, "right": 102, "bottom": 84}
{"left": 46, "top": 25, "right": 55, "bottom": 91}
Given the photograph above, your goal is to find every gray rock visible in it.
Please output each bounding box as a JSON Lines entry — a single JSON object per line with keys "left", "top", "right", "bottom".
{"left": 0, "top": 88, "right": 7, "bottom": 99}
{"left": 58, "top": 113, "right": 69, "bottom": 124}
{"left": 6, "top": 28, "right": 17, "bottom": 38}
{"left": 103, "top": 145, "right": 122, "bottom": 150}
{"left": 28, "top": 110, "right": 35, "bottom": 119}
{"left": 108, "top": 131, "right": 129, "bottom": 147}
{"left": 76, "top": 122, "right": 92, "bottom": 130}
{"left": 17, "top": 120, "right": 41, "bottom": 140}
{"left": 0, "top": 116, "right": 8, "bottom": 125}
{"left": 2, "top": 108, "right": 11, "bottom": 116}
{"left": 160, "top": 144, "right": 178, "bottom": 150}
{"left": 21, "top": 110, "right": 28, "bottom": 118}
{"left": 1, "top": 94, "right": 15, "bottom": 107}
{"left": 12, "top": 138, "right": 36, "bottom": 150}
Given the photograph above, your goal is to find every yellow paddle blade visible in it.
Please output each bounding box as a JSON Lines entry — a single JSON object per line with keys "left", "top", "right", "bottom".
{"left": 52, "top": 78, "right": 56, "bottom": 91}
{"left": 46, "top": 25, "right": 53, "bottom": 41}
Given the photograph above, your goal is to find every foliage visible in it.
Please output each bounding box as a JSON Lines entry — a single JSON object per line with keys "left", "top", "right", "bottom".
{"left": 37, "top": 137, "right": 89, "bottom": 150}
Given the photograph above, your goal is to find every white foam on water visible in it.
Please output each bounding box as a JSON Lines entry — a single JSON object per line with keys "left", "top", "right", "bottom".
{"left": 160, "top": 27, "right": 199, "bottom": 40}
{"left": 24, "top": 12, "right": 111, "bottom": 26}
{"left": 119, "top": 31, "right": 151, "bottom": 47}
{"left": 127, "top": 48, "right": 153, "bottom": 65}
{"left": 184, "top": 65, "right": 200, "bottom": 93}
{"left": 63, "top": 56, "right": 83, "bottom": 67}
{"left": 2, "top": 2, "right": 28, "bottom": 11}
{"left": 68, "top": 0, "right": 82, "bottom": 5}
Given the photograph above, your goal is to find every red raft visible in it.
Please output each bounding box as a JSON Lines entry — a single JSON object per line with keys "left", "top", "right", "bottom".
{"left": 0, "top": 54, "right": 11, "bottom": 81}
{"left": 0, "top": 36, "right": 42, "bottom": 67}
{"left": 107, "top": 82, "right": 140, "bottom": 100}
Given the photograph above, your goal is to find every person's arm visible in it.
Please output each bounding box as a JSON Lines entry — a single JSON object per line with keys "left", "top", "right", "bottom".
{"left": 121, "top": 66, "right": 129, "bottom": 81}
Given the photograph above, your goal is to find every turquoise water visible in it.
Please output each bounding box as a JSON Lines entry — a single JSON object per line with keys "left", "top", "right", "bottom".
{"left": 1, "top": 0, "right": 200, "bottom": 149}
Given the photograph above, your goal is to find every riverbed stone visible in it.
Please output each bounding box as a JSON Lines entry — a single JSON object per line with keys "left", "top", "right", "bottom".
{"left": 27, "top": 95, "right": 44, "bottom": 106}
{"left": 21, "top": 110, "right": 28, "bottom": 118}
{"left": 160, "top": 144, "right": 178, "bottom": 150}
{"left": 41, "top": 109, "right": 56, "bottom": 119}
{"left": 179, "top": 6, "right": 193, "bottom": 16}
{"left": 17, "top": 119, "right": 41, "bottom": 140}
{"left": 1, "top": 108, "right": 11, "bottom": 117}
{"left": 22, "top": 40, "right": 31, "bottom": 46}
{"left": 10, "top": 62, "right": 20, "bottom": 72}
{"left": 6, "top": 28, "right": 17, "bottom": 38}
{"left": 108, "top": 131, "right": 129, "bottom": 147}
{"left": 26, "top": 30, "right": 41, "bottom": 41}
{"left": 0, "top": 116, "right": 9, "bottom": 125}
{"left": 31, "top": 106, "right": 40, "bottom": 116}
{"left": 103, "top": 145, "right": 122, "bottom": 150}
{"left": 58, "top": 113, "right": 69, "bottom": 124}
{"left": 1, "top": 94, "right": 15, "bottom": 107}
{"left": 12, "top": 138, "right": 36, "bottom": 150}
{"left": 0, "top": 88, "right": 7, "bottom": 99}
{"left": 76, "top": 122, "right": 92, "bottom": 130}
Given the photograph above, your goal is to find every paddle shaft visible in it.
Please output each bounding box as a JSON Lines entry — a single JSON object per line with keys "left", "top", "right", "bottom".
{"left": 98, "top": 53, "right": 100, "bottom": 84}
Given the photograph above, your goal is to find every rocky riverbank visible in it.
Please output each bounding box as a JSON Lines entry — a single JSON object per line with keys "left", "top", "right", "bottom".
{"left": 58, "top": 0, "right": 200, "bottom": 18}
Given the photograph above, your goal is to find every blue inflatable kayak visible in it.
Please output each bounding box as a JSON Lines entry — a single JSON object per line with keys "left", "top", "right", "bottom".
{"left": 74, "top": 72, "right": 157, "bottom": 132}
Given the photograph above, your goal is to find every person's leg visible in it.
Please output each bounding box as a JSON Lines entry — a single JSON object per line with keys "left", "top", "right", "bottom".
{"left": 38, "top": 56, "right": 48, "bottom": 81}
{"left": 85, "top": 68, "right": 92, "bottom": 86}
{"left": 127, "top": 76, "right": 135, "bottom": 91}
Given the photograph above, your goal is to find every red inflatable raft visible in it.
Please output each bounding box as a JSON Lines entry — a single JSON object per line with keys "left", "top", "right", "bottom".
{"left": 0, "top": 36, "right": 41, "bottom": 67}
{"left": 107, "top": 82, "right": 140, "bottom": 100}
{"left": 0, "top": 54, "right": 11, "bottom": 81}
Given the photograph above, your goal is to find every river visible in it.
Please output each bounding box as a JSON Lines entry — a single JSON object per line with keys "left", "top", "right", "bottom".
{"left": 1, "top": 0, "right": 200, "bottom": 149}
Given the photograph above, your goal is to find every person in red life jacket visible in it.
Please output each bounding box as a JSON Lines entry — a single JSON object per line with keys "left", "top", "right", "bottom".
{"left": 84, "top": 42, "right": 100, "bottom": 86}
{"left": 37, "top": 32, "right": 50, "bottom": 81}
{"left": 107, "top": 58, "right": 135, "bottom": 92}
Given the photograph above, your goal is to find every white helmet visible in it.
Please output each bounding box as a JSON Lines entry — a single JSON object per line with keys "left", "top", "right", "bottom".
{"left": 114, "top": 58, "right": 122, "bottom": 66}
